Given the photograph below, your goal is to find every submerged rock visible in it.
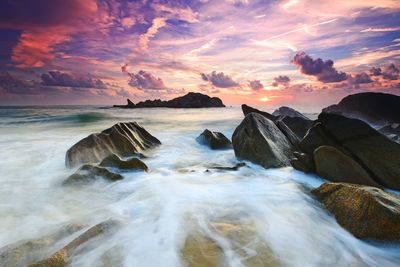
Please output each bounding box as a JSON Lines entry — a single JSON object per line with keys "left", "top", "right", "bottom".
{"left": 208, "top": 162, "right": 246, "bottom": 171}
{"left": 65, "top": 122, "right": 160, "bottom": 168}
{"left": 63, "top": 165, "right": 123, "bottom": 185}
{"left": 196, "top": 129, "right": 232, "bottom": 150}
{"left": 232, "top": 113, "right": 293, "bottom": 168}
{"left": 28, "top": 220, "right": 118, "bottom": 267}
{"left": 312, "top": 183, "right": 400, "bottom": 241}
{"left": 319, "top": 112, "right": 400, "bottom": 190}
{"left": 322, "top": 92, "right": 400, "bottom": 125}
{"left": 99, "top": 154, "right": 148, "bottom": 171}
{"left": 314, "top": 146, "right": 381, "bottom": 188}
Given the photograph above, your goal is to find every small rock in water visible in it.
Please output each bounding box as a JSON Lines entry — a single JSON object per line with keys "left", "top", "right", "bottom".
{"left": 196, "top": 129, "right": 232, "bottom": 150}
{"left": 99, "top": 154, "right": 148, "bottom": 171}
{"left": 63, "top": 165, "right": 123, "bottom": 185}
{"left": 312, "top": 183, "right": 400, "bottom": 242}
{"left": 209, "top": 162, "right": 246, "bottom": 171}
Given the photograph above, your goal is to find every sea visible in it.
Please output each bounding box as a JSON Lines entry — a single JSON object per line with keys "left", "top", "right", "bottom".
{"left": 0, "top": 106, "right": 399, "bottom": 267}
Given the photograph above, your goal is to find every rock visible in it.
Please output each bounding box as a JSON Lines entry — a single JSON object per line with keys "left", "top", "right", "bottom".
{"left": 65, "top": 122, "right": 160, "bottom": 168}
{"left": 290, "top": 151, "right": 314, "bottom": 173}
{"left": 113, "top": 98, "right": 135, "bottom": 108}
{"left": 275, "top": 119, "right": 301, "bottom": 148}
{"left": 181, "top": 222, "right": 280, "bottom": 267}
{"left": 232, "top": 113, "right": 293, "bottom": 168}
{"left": 113, "top": 92, "right": 225, "bottom": 108}
{"left": 0, "top": 223, "right": 84, "bottom": 267}
{"left": 280, "top": 116, "right": 314, "bottom": 139}
{"left": 63, "top": 165, "right": 123, "bottom": 185}
{"left": 209, "top": 162, "right": 246, "bottom": 171}
{"left": 28, "top": 220, "right": 118, "bottom": 267}
{"left": 314, "top": 146, "right": 382, "bottom": 187}
{"left": 378, "top": 123, "right": 400, "bottom": 143}
{"left": 241, "top": 104, "right": 276, "bottom": 121}
{"left": 196, "top": 129, "right": 232, "bottom": 149}
{"left": 312, "top": 183, "right": 400, "bottom": 241}
{"left": 299, "top": 122, "right": 337, "bottom": 155}
{"left": 272, "top": 106, "right": 309, "bottom": 120}
{"left": 99, "top": 154, "right": 148, "bottom": 171}
{"left": 323, "top": 92, "right": 400, "bottom": 126}
{"left": 319, "top": 112, "right": 400, "bottom": 190}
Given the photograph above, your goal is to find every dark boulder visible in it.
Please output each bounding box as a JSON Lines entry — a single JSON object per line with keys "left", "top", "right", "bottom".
{"left": 272, "top": 106, "right": 309, "bottom": 120}
{"left": 197, "top": 129, "right": 232, "bottom": 149}
{"left": 65, "top": 122, "right": 160, "bottom": 168}
{"left": 275, "top": 119, "right": 301, "bottom": 148}
{"left": 299, "top": 122, "right": 337, "bottom": 155}
{"left": 241, "top": 104, "right": 276, "bottom": 121}
{"left": 319, "top": 112, "right": 400, "bottom": 190}
{"left": 99, "top": 154, "right": 148, "bottom": 171}
{"left": 314, "top": 146, "right": 382, "bottom": 188}
{"left": 378, "top": 123, "right": 400, "bottom": 143}
{"left": 232, "top": 113, "right": 293, "bottom": 168}
{"left": 63, "top": 165, "right": 123, "bottom": 185}
{"left": 280, "top": 116, "right": 313, "bottom": 139}
{"left": 323, "top": 92, "right": 400, "bottom": 126}
{"left": 312, "top": 183, "right": 400, "bottom": 241}
{"left": 290, "top": 151, "right": 315, "bottom": 173}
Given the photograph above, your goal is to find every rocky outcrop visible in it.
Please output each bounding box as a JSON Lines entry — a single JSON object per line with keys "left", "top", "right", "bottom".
{"left": 272, "top": 106, "right": 309, "bottom": 120}
{"left": 28, "top": 220, "right": 118, "bottom": 267}
{"left": 318, "top": 112, "right": 400, "bottom": 190}
{"left": 196, "top": 129, "right": 232, "bottom": 149}
{"left": 113, "top": 92, "right": 225, "bottom": 109}
{"left": 314, "top": 146, "right": 381, "bottom": 188}
{"left": 312, "top": 183, "right": 400, "bottom": 241}
{"left": 323, "top": 92, "right": 400, "bottom": 126}
{"left": 99, "top": 154, "right": 148, "bottom": 171}
{"left": 232, "top": 113, "right": 293, "bottom": 168}
{"left": 65, "top": 122, "right": 160, "bottom": 168}
{"left": 63, "top": 165, "right": 123, "bottom": 185}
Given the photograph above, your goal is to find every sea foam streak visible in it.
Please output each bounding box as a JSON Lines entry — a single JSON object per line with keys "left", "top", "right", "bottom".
{"left": 0, "top": 106, "right": 399, "bottom": 267}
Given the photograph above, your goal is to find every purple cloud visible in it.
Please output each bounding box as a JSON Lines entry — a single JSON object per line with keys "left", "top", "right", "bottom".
{"left": 201, "top": 71, "right": 239, "bottom": 88}
{"left": 127, "top": 70, "right": 167, "bottom": 90}
{"left": 248, "top": 80, "right": 263, "bottom": 90}
{"left": 349, "top": 72, "right": 373, "bottom": 84}
{"left": 41, "top": 71, "right": 107, "bottom": 89}
{"left": 369, "top": 67, "right": 382, "bottom": 76}
{"left": 291, "top": 52, "right": 347, "bottom": 83}
{"left": 382, "top": 63, "right": 399, "bottom": 80}
{"left": 272, "top": 75, "right": 290, "bottom": 87}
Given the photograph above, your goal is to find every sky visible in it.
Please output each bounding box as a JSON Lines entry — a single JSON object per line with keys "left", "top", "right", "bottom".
{"left": 0, "top": 0, "right": 399, "bottom": 110}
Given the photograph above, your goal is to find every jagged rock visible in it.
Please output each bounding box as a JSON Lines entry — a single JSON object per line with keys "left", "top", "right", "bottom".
{"left": 65, "top": 122, "right": 160, "bottom": 168}
{"left": 319, "top": 112, "right": 400, "bottom": 190}
{"left": 312, "top": 183, "right": 400, "bottom": 241}
{"left": 63, "top": 165, "right": 123, "bottom": 185}
{"left": 28, "top": 220, "right": 118, "bottom": 267}
{"left": 196, "top": 129, "right": 232, "bottom": 149}
{"left": 241, "top": 104, "right": 276, "bottom": 121}
{"left": 114, "top": 92, "right": 225, "bottom": 108}
{"left": 280, "top": 116, "right": 314, "bottom": 139}
{"left": 323, "top": 92, "right": 400, "bottom": 126}
{"left": 275, "top": 119, "right": 301, "bottom": 148}
{"left": 232, "top": 113, "right": 293, "bottom": 168}
{"left": 0, "top": 224, "right": 84, "bottom": 267}
{"left": 299, "top": 122, "right": 337, "bottom": 155}
{"left": 272, "top": 106, "right": 309, "bottom": 120}
{"left": 113, "top": 98, "right": 135, "bottom": 108}
{"left": 290, "top": 151, "right": 315, "bottom": 173}
{"left": 99, "top": 154, "right": 148, "bottom": 171}
{"left": 314, "top": 146, "right": 381, "bottom": 187}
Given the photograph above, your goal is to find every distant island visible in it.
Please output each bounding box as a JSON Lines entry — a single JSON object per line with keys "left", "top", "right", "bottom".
{"left": 113, "top": 92, "right": 225, "bottom": 108}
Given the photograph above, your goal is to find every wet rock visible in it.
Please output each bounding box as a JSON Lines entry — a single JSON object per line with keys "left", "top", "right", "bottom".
{"left": 290, "top": 151, "right": 314, "bottom": 173}
{"left": 319, "top": 112, "right": 400, "bottom": 190}
{"left": 99, "top": 154, "right": 148, "bottom": 171}
{"left": 209, "top": 162, "right": 246, "bottom": 171}
{"left": 272, "top": 106, "right": 309, "bottom": 120}
{"left": 322, "top": 92, "right": 400, "bottom": 126}
{"left": 312, "top": 183, "right": 400, "bottom": 241}
{"left": 65, "top": 122, "right": 160, "bottom": 168}
{"left": 299, "top": 122, "right": 337, "bottom": 155}
{"left": 241, "top": 104, "right": 276, "bottom": 121}
{"left": 378, "top": 123, "right": 400, "bottom": 143}
{"left": 63, "top": 165, "right": 123, "bottom": 185}
{"left": 28, "top": 220, "right": 118, "bottom": 267}
{"left": 0, "top": 223, "right": 84, "bottom": 267}
{"left": 280, "top": 116, "right": 314, "bottom": 139}
{"left": 275, "top": 119, "right": 301, "bottom": 148}
{"left": 314, "top": 146, "right": 382, "bottom": 187}
{"left": 232, "top": 113, "right": 293, "bottom": 168}
{"left": 196, "top": 129, "right": 232, "bottom": 150}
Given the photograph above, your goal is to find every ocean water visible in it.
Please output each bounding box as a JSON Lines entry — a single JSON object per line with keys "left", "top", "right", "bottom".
{"left": 0, "top": 106, "right": 399, "bottom": 267}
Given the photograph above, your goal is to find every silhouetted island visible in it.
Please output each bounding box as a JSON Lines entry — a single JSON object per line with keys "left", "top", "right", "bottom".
{"left": 113, "top": 92, "right": 225, "bottom": 108}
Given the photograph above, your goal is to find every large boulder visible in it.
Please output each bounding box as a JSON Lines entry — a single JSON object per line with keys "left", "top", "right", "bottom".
{"left": 323, "top": 92, "right": 400, "bottom": 125}
{"left": 280, "top": 116, "right": 314, "bottom": 139}
{"left": 272, "top": 106, "right": 309, "bottom": 120}
{"left": 241, "top": 104, "right": 276, "bottom": 121}
{"left": 232, "top": 113, "right": 293, "bottom": 168}
{"left": 99, "top": 154, "right": 148, "bottom": 171}
{"left": 65, "top": 122, "right": 160, "bottom": 168}
{"left": 312, "top": 183, "right": 400, "bottom": 241}
{"left": 299, "top": 122, "right": 337, "bottom": 155}
{"left": 314, "top": 146, "right": 382, "bottom": 187}
{"left": 196, "top": 129, "right": 232, "bottom": 149}
{"left": 290, "top": 151, "right": 315, "bottom": 173}
{"left": 319, "top": 112, "right": 400, "bottom": 190}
